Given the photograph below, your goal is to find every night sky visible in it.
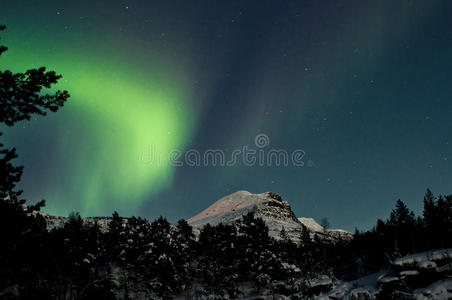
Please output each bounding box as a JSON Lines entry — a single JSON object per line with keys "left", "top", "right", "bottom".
{"left": 1, "top": 1, "right": 451, "bottom": 231}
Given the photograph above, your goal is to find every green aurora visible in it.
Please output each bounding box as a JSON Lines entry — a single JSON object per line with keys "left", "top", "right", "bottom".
{"left": 0, "top": 30, "right": 195, "bottom": 216}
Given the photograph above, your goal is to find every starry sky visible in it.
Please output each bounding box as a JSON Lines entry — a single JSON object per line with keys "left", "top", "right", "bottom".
{"left": 1, "top": 1, "right": 451, "bottom": 231}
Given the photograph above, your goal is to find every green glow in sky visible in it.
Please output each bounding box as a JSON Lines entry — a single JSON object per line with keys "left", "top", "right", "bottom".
{"left": 0, "top": 35, "right": 194, "bottom": 216}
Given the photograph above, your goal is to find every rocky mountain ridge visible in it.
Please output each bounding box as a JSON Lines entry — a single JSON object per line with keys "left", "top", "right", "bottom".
{"left": 40, "top": 191, "right": 352, "bottom": 243}
{"left": 188, "top": 190, "right": 352, "bottom": 243}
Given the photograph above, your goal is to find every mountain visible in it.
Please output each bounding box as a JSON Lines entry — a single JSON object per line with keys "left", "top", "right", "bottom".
{"left": 40, "top": 190, "right": 352, "bottom": 243}
{"left": 298, "top": 217, "right": 352, "bottom": 241}
{"left": 188, "top": 190, "right": 352, "bottom": 243}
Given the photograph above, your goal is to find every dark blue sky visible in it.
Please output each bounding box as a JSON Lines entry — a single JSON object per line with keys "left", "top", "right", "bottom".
{"left": 1, "top": 1, "right": 451, "bottom": 231}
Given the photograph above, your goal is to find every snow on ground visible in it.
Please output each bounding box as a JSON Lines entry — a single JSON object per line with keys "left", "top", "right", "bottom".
{"left": 393, "top": 248, "right": 452, "bottom": 267}
{"left": 413, "top": 278, "right": 452, "bottom": 300}
{"left": 318, "top": 249, "right": 452, "bottom": 299}
{"left": 315, "top": 271, "right": 382, "bottom": 299}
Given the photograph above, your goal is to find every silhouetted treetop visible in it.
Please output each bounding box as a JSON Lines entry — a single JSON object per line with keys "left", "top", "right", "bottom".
{"left": 0, "top": 25, "right": 70, "bottom": 200}
{"left": 389, "top": 199, "right": 415, "bottom": 227}
{"left": 0, "top": 26, "right": 69, "bottom": 127}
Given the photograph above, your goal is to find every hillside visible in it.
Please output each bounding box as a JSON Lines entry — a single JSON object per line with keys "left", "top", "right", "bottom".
{"left": 188, "top": 190, "right": 352, "bottom": 243}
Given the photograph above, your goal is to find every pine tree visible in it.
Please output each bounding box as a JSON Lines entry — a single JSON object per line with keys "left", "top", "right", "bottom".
{"left": 444, "top": 195, "right": 452, "bottom": 247}
{"left": 423, "top": 189, "right": 436, "bottom": 229}
{"left": 126, "top": 216, "right": 151, "bottom": 265}
{"left": 236, "top": 211, "right": 279, "bottom": 289}
{"left": 172, "top": 219, "right": 195, "bottom": 292}
{"left": 389, "top": 199, "right": 415, "bottom": 227}
{"left": 388, "top": 199, "right": 417, "bottom": 255}
{"left": 0, "top": 25, "right": 69, "bottom": 201}
{"left": 277, "top": 226, "right": 297, "bottom": 264}
{"left": 0, "top": 25, "right": 69, "bottom": 292}
{"left": 0, "top": 27, "right": 68, "bottom": 127}
{"left": 423, "top": 194, "right": 452, "bottom": 249}
{"left": 0, "top": 137, "right": 23, "bottom": 201}
{"left": 145, "top": 216, "right": 178, "bottom": 297}
{"left": 106, "top": 211, "right": 128, "bottom": 263}
{"left": 0, "top": 198, "right": 47, "bottom": 289}
{"left": 198, "top": 222, "right": 240, "bottom": 298}
{"left": 280, "top": 226, "right": 289, "bottom": 241}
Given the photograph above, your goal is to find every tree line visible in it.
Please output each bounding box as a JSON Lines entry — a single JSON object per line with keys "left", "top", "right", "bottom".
{"left": 342, "top": 189, "right": 452, "bottom": 279}
{"left": 0, "top": 189, "right": 451, "bottom": 298}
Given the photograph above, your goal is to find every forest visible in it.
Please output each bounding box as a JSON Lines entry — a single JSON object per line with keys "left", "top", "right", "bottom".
{"left": 0, "top": 189, "right": 451, "bottom": 299}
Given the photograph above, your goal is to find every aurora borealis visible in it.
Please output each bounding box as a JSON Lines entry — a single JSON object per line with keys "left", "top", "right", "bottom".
{"left": 1, "top": 1, "right": 452, "bottom": 230}
{"left": 0, "top": 3, "right": 196, "bottom": 215}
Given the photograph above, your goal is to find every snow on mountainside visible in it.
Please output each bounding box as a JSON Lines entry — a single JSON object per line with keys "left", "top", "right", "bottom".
{"left": 297, "top": 217, "right": 324, "bottom": 232}
{"left": 40, "top": 190, "right": 352, "bottom": 243}
{"left": 298, "top": 217, "right": 353, "bottom": 241}
{"left": 188, "top": 191, "right": 352, "bottom": 243}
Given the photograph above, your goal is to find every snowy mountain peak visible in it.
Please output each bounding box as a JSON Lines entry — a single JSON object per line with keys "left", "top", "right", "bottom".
{"left": 298, "top": 217, "right": 325, "bottom": 232}
{"left": 188, "top": 191, "right": 352, "bottom": 243}
{"left": 188, "top": 190, "right": 282, "bottom": 223}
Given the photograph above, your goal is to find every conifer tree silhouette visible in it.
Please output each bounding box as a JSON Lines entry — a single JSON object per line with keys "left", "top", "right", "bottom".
{"left": 0, "top": 25, "right": 69, "bottom": 201}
